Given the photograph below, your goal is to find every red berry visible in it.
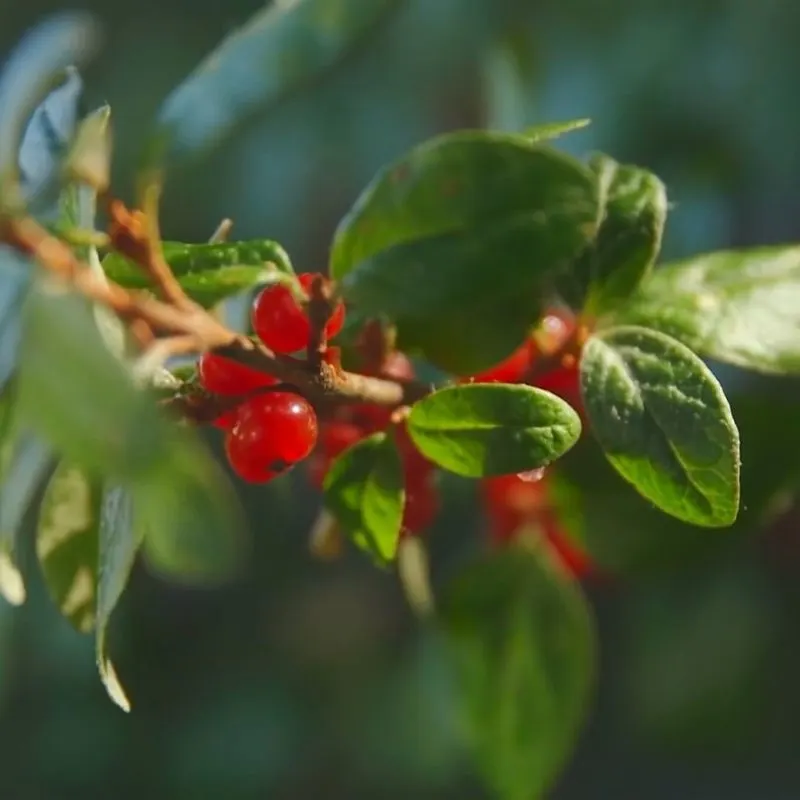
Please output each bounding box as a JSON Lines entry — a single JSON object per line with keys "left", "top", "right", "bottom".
{"left": 212, "top": 408, "right": 240, "bottom": 430}
{"left": 465, "top": 339, "right": 537, "bottom": 384}
{"left": 544, "top": 520, "right": 592, "bottom": 579}
{"left": 402, "top": 472, "right": 439, "bottom": 535}
{"left": 225, "top": 392, "right": 318, "bottom": 483}
{"left": 251, "top": 273, "right": 345, "bottom": 354}
{"left": 395, "top": 423, "right": 432, "bottom": 480}
{"left": 198, "top": 353, "right": 277, "bottom": 395}
{"left": 534, "top": 365, "right": 583, "bottom": 417}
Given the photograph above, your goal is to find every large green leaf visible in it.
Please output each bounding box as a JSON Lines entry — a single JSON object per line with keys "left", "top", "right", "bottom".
{"left": 612, "top": 245, "right": 800, "bottom": 374}
{"left": 96, "top": 484, "right": 141, "bottom": 712}
{"left": 102, "top": 240, "right": 294, "bottom": 309}
{"left": 151, "top": 0, "right": 402, "bottom": 163}
{"left": 17, "top": 285, "right": 167, "bottom": 478}
{"left": 440, "top": 544, "right": 595, "bottom": 800}
{"left": 323, "top": 432, "right": 404, "bottom": 565}
{"left": 407, "top": 384, "right": 581, "bottom": 478}
{"left": 559, "top": 154, "right": 667, "bottom": 314}
{"left": 36, "top": 462, "right": 100, "bottom": 633}
{"left": 331, "top": 132, "right": 599, "bottom": 373}
{"left": 580, "top": 326, "right": 740, "bottom": 527}
{"left": 138, "top": 434, "right": 247, "bottom": 585}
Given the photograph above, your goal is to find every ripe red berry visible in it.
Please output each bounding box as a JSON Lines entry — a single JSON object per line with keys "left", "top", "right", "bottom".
{"left": 402, "top": 472, "right": 439, "bottom": 535}
{"left": 198, "top": 352, "right": 278, "bottom": 395}
{"left": 544, "top": 521, "right": 592, "bottom": 579}
{"left": 465, "top": 339, "right": 537, "bottom": 384}
{"left": 251, "top": 273, "right": 345, "bottom": 354}
{"left": 534, "top": 364, "right": 583, "bottom": 417}
{"left": 225, "top": 392, "right": 318, "bottom": 483}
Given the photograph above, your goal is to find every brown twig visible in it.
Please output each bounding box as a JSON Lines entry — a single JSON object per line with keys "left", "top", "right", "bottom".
{"left": 107, "top": 199, "right": 193, "bottom": 310}
{"left": 0, "top": 208, "right": 431, "bottom": 415}
{"left": 306, "top": 273, "right": 333, "bottom": 370}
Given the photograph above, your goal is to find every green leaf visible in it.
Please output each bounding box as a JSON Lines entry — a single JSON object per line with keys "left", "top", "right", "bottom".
{"left": 0, "top": 431, "right": 54, "bottom": 547}
{"left": 151, "top": 0, "right": 402, "bottom": 163}
{"left": 36, "top": 462, "right": 100, "bottom": 633}
{"left": 440, "top": 544, "right": 595, "bottom": 800}
{"left": 331, "top": 132, "right": 599, "bottom": 373}
{"left": 558, "top": 154, "right": 667, "bottom": 314}
{"left": 102, "top": 240, "right": 293, "bottom": 309}
{"left": 96, "top": 484, "right": 141, "bottom": 712}
{"left": 580, "top": 326, "right": 740, "bottom": 527}
{"left": 522, "top": 119, "right": 591, "bottom": 143}
{"left": 323, "top": 432, "right": 404, "bottom": 565}
{"left": 0, "top": 15, "right": 98, "bottom": 205}
{"left": 138, "top": 434, "right": 247, "bottom": 585}
{"left": 613, "top": 245, "right": 800, "bottom": 375}
{"left": 17, "top": 285, "right": 168, "bottom": 478}
{"left": 407, "top": 384, "right": 581, "bottom": 478}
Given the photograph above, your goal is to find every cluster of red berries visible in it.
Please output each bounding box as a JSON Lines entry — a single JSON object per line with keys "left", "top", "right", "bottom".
{"left": 197, "top": 273, "right": 346, "bottom": 483}
{"left": 464, "top": 310, "right": 593, "bottom": 578}
{"left": 306, "top": 350, "right": 440, "bottom": 538}
{"left": 194, "top": 274, "right": 591, "bottom": 575}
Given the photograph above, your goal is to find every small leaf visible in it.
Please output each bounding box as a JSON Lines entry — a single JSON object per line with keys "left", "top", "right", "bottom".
{"left": 0, "top": 549, "right": 25, "bottom": 607}
{"left": 63, "top": 103, "right": 111, "bottom": 192}
{"left": 0, "top": 15, "right": 99, "bottom": 208}
{"left": 440, "top": 544, "right": 595, "bottom": 800}
{"left": 17, "top": 285, "right": 166, "bottom": 478}
{"left": 36, "top": 462, "right": 100, "bottom": 633}
{"left": 323, "top": 432, "right": 404, "bottom": 565}
{"left": 18, "top": 67, "right": 84, "bottom": 209}
{"left": 96, "top": 485, "right": 141, "bottom": 712}
{"left": 521, "top": 118, "right": 591, "bottom": 142}
{"left": 407, "top": 384, "right": 581, "bottom": 478}
{"left": 580, "top": 326, "right": 740, "bottom": 527}
{"left": 613, "top": 245, "right": 800, "bottom": 375}
{"left": 102, "top": 240, "right": 293, "bottom": 309}
{"left": 0, "top": 431, "right": 55, "bottom": 549}
{"left": 0, "top": 250, "right": 31, "bottom": 394}
{"left": 558, "top": 154, "right": 667, "bottom": 314}
{"left": 332, "top": 132, "right": 598, "bottom": 372}
{"left": 151, "top": 0, "right": 402, "bottom": 163}
{"left": 138, "top": 434, "right": 247, "bottom": 585}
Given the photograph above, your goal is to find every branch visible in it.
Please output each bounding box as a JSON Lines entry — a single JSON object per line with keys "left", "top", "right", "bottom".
{"left": 306, "top": 272, "right": 333, "bottom": 369}
{"left": 0, "top": 210, "right": 431, "bottom": 414}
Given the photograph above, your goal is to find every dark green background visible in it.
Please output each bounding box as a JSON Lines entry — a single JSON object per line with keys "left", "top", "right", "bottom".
{"left": 3, "top": 0, "right": 800, "bottom": 797}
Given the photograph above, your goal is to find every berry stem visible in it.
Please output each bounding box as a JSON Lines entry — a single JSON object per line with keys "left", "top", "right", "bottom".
{"left": 305, "top": 272, "right": 333, "bottom": 369}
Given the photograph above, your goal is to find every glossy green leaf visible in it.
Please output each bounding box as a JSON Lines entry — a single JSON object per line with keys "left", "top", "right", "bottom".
{"left": 331, "top": 133, "right": 598, "bottom": 373}
{"left": 440, "top": 545, "right": 595, "bottom": 800}
{"left": 17, "top": 285, "right": 165, "bottom": 478}
{"left": 613, "top": 245, "right": 800, "bottom": 375}
{"left": 102, "top": 240, "right": 293, "bottom": 309}
{"left": 560, "top": 154, "right": 667, "bottom": 314}
{"left": 323, "top": 432, "right": 404, "bottom": 565}
{"left": 407, "top": 384, "right": 581, "bottom": 478}
{"left": 151, "top": 0, "right": 402, "bottom": 163}
{"left": 36, "top": 462, "right": 100, "bottom": 633}
{"left": 580, "top": 326, "right": 740, "bottom": 527}
{"left": 138, "top": 434, "right": 247, "bottom": 585}
{"left": 96, "top": 484, "right": 140, "bottom": 712}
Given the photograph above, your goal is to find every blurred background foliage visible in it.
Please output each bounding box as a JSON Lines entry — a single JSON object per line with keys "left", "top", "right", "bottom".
{"left": 3, "top": 0, "right": 800, "bottom": 797}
